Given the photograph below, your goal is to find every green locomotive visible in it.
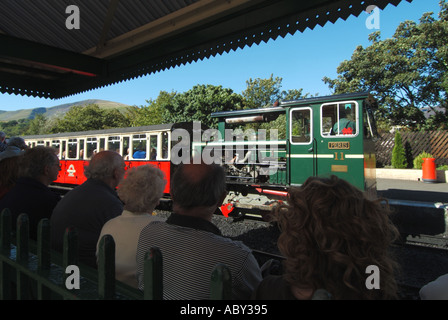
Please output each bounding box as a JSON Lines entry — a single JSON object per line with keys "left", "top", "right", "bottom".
{"left": 209, "top": 92, "right": 379, "bottom": 199}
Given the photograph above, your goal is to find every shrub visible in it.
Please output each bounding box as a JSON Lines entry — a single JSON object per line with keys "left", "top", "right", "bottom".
{"left": 391, "top": 132, "right": 407, "bottom": 169}
{"left": 413, "top": 151, "right": 434, "bottom": 169}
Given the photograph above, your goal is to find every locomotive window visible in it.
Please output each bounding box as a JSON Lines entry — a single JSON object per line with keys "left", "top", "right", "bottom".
{"left": 290, "top": 109, "right": 311, "bottom": 144}
{"left": 322, "top": 102, "right": 358, "bottom": 137}
{"left": 86, "top": 138, "right": 98, "bottom": 159}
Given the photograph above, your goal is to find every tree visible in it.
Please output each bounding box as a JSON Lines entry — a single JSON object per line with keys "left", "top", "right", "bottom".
{"left": 391, "top": 131, "right": 407, "bottom": 169}
{"left": 161, "top": 84, "right": 244, "bottom": 128}
{"left": 49, "top": 104, "right": 130, "bottom": 133}
{"left": 125, "top": 91, "right": 175, "bottom": 127}
{"left": 243, "top": 74, "right": 284, "bottom": 108}
{"left": 25, "top": 114, "right": 48, "bottom": 135}
{"left": 323, "top": 1, "right": 448, "bottom": 131}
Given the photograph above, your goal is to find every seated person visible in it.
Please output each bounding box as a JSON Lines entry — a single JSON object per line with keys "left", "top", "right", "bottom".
{"left": 97, "top": 165, "right": 166, "bottom": 288}
{"left": 149, "top": 148, "right": 157, "bottom": 160}
{"left": 419, "top": 273, "right": 448, "bottom": 300}
{"left": 332, "top": 108, "right": 356, "bottom": 135}
{"left": 252, "top": 175, "right": 400, "bottom": 300}
{"left": 133, "top": 148, "right": 146, "bottom": 159}
{"left": 0, "top": 146, "right": 61, "bottom": 240}
{"left": 0, "top": 136, "right": 27, "bottom": 160}
{"left": 136, "top": 163, "right": 262, "bottom": 299}
{"left": 0, "top": 154, "right": 22, "bottom": 200}
{"left": 50, "top": 151, "right": 125, "bottom": 268}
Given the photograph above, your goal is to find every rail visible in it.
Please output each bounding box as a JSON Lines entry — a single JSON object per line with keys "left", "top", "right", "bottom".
{"left": 0, "top": 208, "right": 231, "bottom": 300}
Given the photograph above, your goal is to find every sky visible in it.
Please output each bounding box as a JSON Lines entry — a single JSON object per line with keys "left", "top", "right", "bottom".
{"left": 0, "top": 0, "right": 443, "bottom": 112}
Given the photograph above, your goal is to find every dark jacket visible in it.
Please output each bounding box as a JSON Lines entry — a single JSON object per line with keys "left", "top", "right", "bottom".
{"left": 0, "top": 177, "right": 61, "bottom": 240}
{"left": 50, "top": 178, "right": 123, "bottom": 268}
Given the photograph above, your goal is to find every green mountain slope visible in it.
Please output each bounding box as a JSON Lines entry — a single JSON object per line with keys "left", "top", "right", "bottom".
{"left": 0, "top": 99, "right": 130, "bottom": 122}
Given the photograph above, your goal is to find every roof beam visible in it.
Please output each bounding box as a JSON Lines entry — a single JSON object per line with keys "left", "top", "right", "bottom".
{"left": 95, "top": 0, "right": 121, "bottom": 54}
{"left": 85, "top": 0, "right": 257, "bottom": 58}
{"left": 0, "top": 34, "right": 106, "bottom": 77}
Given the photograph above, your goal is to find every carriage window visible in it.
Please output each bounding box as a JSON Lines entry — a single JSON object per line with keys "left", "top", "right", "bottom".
{"left": 149, "top": 135, "right": 158, "bottom": 160}
{"left": 52, "top": 140, "right": 61, "bottom": 158}
{"left": 67, "top": 139, "right": 77, "bottom": 159}
{"left": 108, "top": 136, "right": 120, "bottom": 153}
{"left": 86, "top": 138, "right": 97, "bottom": 159}
{"left": 37, "top": 140, "right": 45, "bottom": 146}
{"left": 322, "top": 102, "right": 357, "bottom": 136}
{"left": 99, "top": 138, "right": 106, "bottom": 152}
{"left": 79, "top": 139, "right": 85, "bottom": 159}
{"left": 61, "top": 141, "right": 67, "bottom": 159}
{"left": 123, "top": 136, "right": 130, "bottom": 159}
{"left": 290, "top": 109, "right": 311, "bottom": 144}
{"left": 132, "top": 134, "right": 147, "bottom": 159}
{"left": 161, "top": 132, "right": 169, "bottom": 159}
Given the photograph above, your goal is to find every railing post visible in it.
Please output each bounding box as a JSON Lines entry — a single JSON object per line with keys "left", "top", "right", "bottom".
{"left": 143, "top": 247, "right": 163, "bottom": 300}
{"left": 0, "top": 208, "right": 11, "bottom": 255}
{"left": 37, "top": 219, "right": 51, "bottom": 299}
{"left": 97, "top": 234, "right": 115, "bottom": 300}
{"left": 0, "top": 208, "right": 12, "bottom": 299}
{"left": 62, "top": 226, "right": 78, "bottom": 297}
{"left": 62, "top": 227, "right": 78, "bottom": 268}
{"left": 16, "top": 213, "right": 30, "bottom": 299}
{"left": 210, "top": 263, "right": 232, "bottom": 300}
{"left": 37, "top": 219, "right": 51, "bottom": 271}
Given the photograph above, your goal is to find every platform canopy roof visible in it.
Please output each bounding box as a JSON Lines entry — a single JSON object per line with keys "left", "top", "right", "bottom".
{"left": 0, "top": 0, "right": 410, "bottom": 99}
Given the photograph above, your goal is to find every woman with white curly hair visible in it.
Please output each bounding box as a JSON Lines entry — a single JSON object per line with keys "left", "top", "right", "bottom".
{"left": 97, "top": 164, "right": 167, "bottom": 288}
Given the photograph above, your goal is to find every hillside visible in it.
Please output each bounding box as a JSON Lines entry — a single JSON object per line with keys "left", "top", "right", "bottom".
{"left": 0, "top": 99, "right": 130, "bottom": 122}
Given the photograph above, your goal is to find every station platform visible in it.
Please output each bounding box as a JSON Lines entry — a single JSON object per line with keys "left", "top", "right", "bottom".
{"left": 377, "top": 178, "right": 448, "bottom": 204}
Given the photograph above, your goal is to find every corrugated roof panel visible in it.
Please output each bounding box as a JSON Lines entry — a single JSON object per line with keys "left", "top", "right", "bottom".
{"left": 0, "top": 0, "right": 413, "bottom": 99}
{"left": 0, "top": 0, "right": 200, "bottom": 53}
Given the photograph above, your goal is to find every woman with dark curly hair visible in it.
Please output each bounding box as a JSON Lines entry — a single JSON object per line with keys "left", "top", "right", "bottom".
{"left": 253, "top": 175, "right": 400, "bottom": 300}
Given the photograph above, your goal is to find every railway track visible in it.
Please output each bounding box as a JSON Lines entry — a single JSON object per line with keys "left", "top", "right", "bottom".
{"left": 404, "top": 234, "right": 448, "bottom": 250}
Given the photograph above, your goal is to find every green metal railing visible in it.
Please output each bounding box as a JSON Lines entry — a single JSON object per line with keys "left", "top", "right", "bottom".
{"left": 0, "top": 208, "right": 231, "bottom": 300}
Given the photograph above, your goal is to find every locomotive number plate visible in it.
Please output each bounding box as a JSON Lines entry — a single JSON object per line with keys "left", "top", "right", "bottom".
{"left": 328, "top": 142, "right": 350, "bottom": 150}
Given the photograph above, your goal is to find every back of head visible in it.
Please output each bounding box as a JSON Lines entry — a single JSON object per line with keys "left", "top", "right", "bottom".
{"left": 170, "top": 163, "right": 226, "bottom": 210}
{"left": 84, "top": 150, "right": 125, "bottom": 181}
{"left": 7, "top": 137, "right": 27, "bottom": 149}
{"left": 21, "top": 146, "right": 58, "bottom": 179}
{"left": 0, "top": 155, "right": 22, "bottom": 188}
{"left": 118, "top": 165, "right": 167, "bottom": 213}
{"left": 275, "top": 175, "right": 399, "bottom": 299}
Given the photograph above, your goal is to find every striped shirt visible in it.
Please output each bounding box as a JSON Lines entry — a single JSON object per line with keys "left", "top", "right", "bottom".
{"left": 136, "top": 213, "right": 262, "bottom": 300}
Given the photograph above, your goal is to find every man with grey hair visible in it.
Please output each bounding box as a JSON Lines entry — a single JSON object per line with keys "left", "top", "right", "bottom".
{"left": 0, "top": 131, "right": 6, "bottom": 152}
{"left": 136, "top": 163, "right": 263, "bottom": 299}
{"left": 50, "top": 150, "right": 126, "bottom": 268}
{"left": 0, "top": 136, "right": 27, "bottom": 160}
{"left": 0, "top": 146, "right": 61, "bottom": 239}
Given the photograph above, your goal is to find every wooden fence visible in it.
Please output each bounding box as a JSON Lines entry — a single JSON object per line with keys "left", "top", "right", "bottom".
{"left": 375, "top": 131, "right": 448, "bottom": 168}
{"left": 0, "top": 209, "right": 231, "bottom": 300}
